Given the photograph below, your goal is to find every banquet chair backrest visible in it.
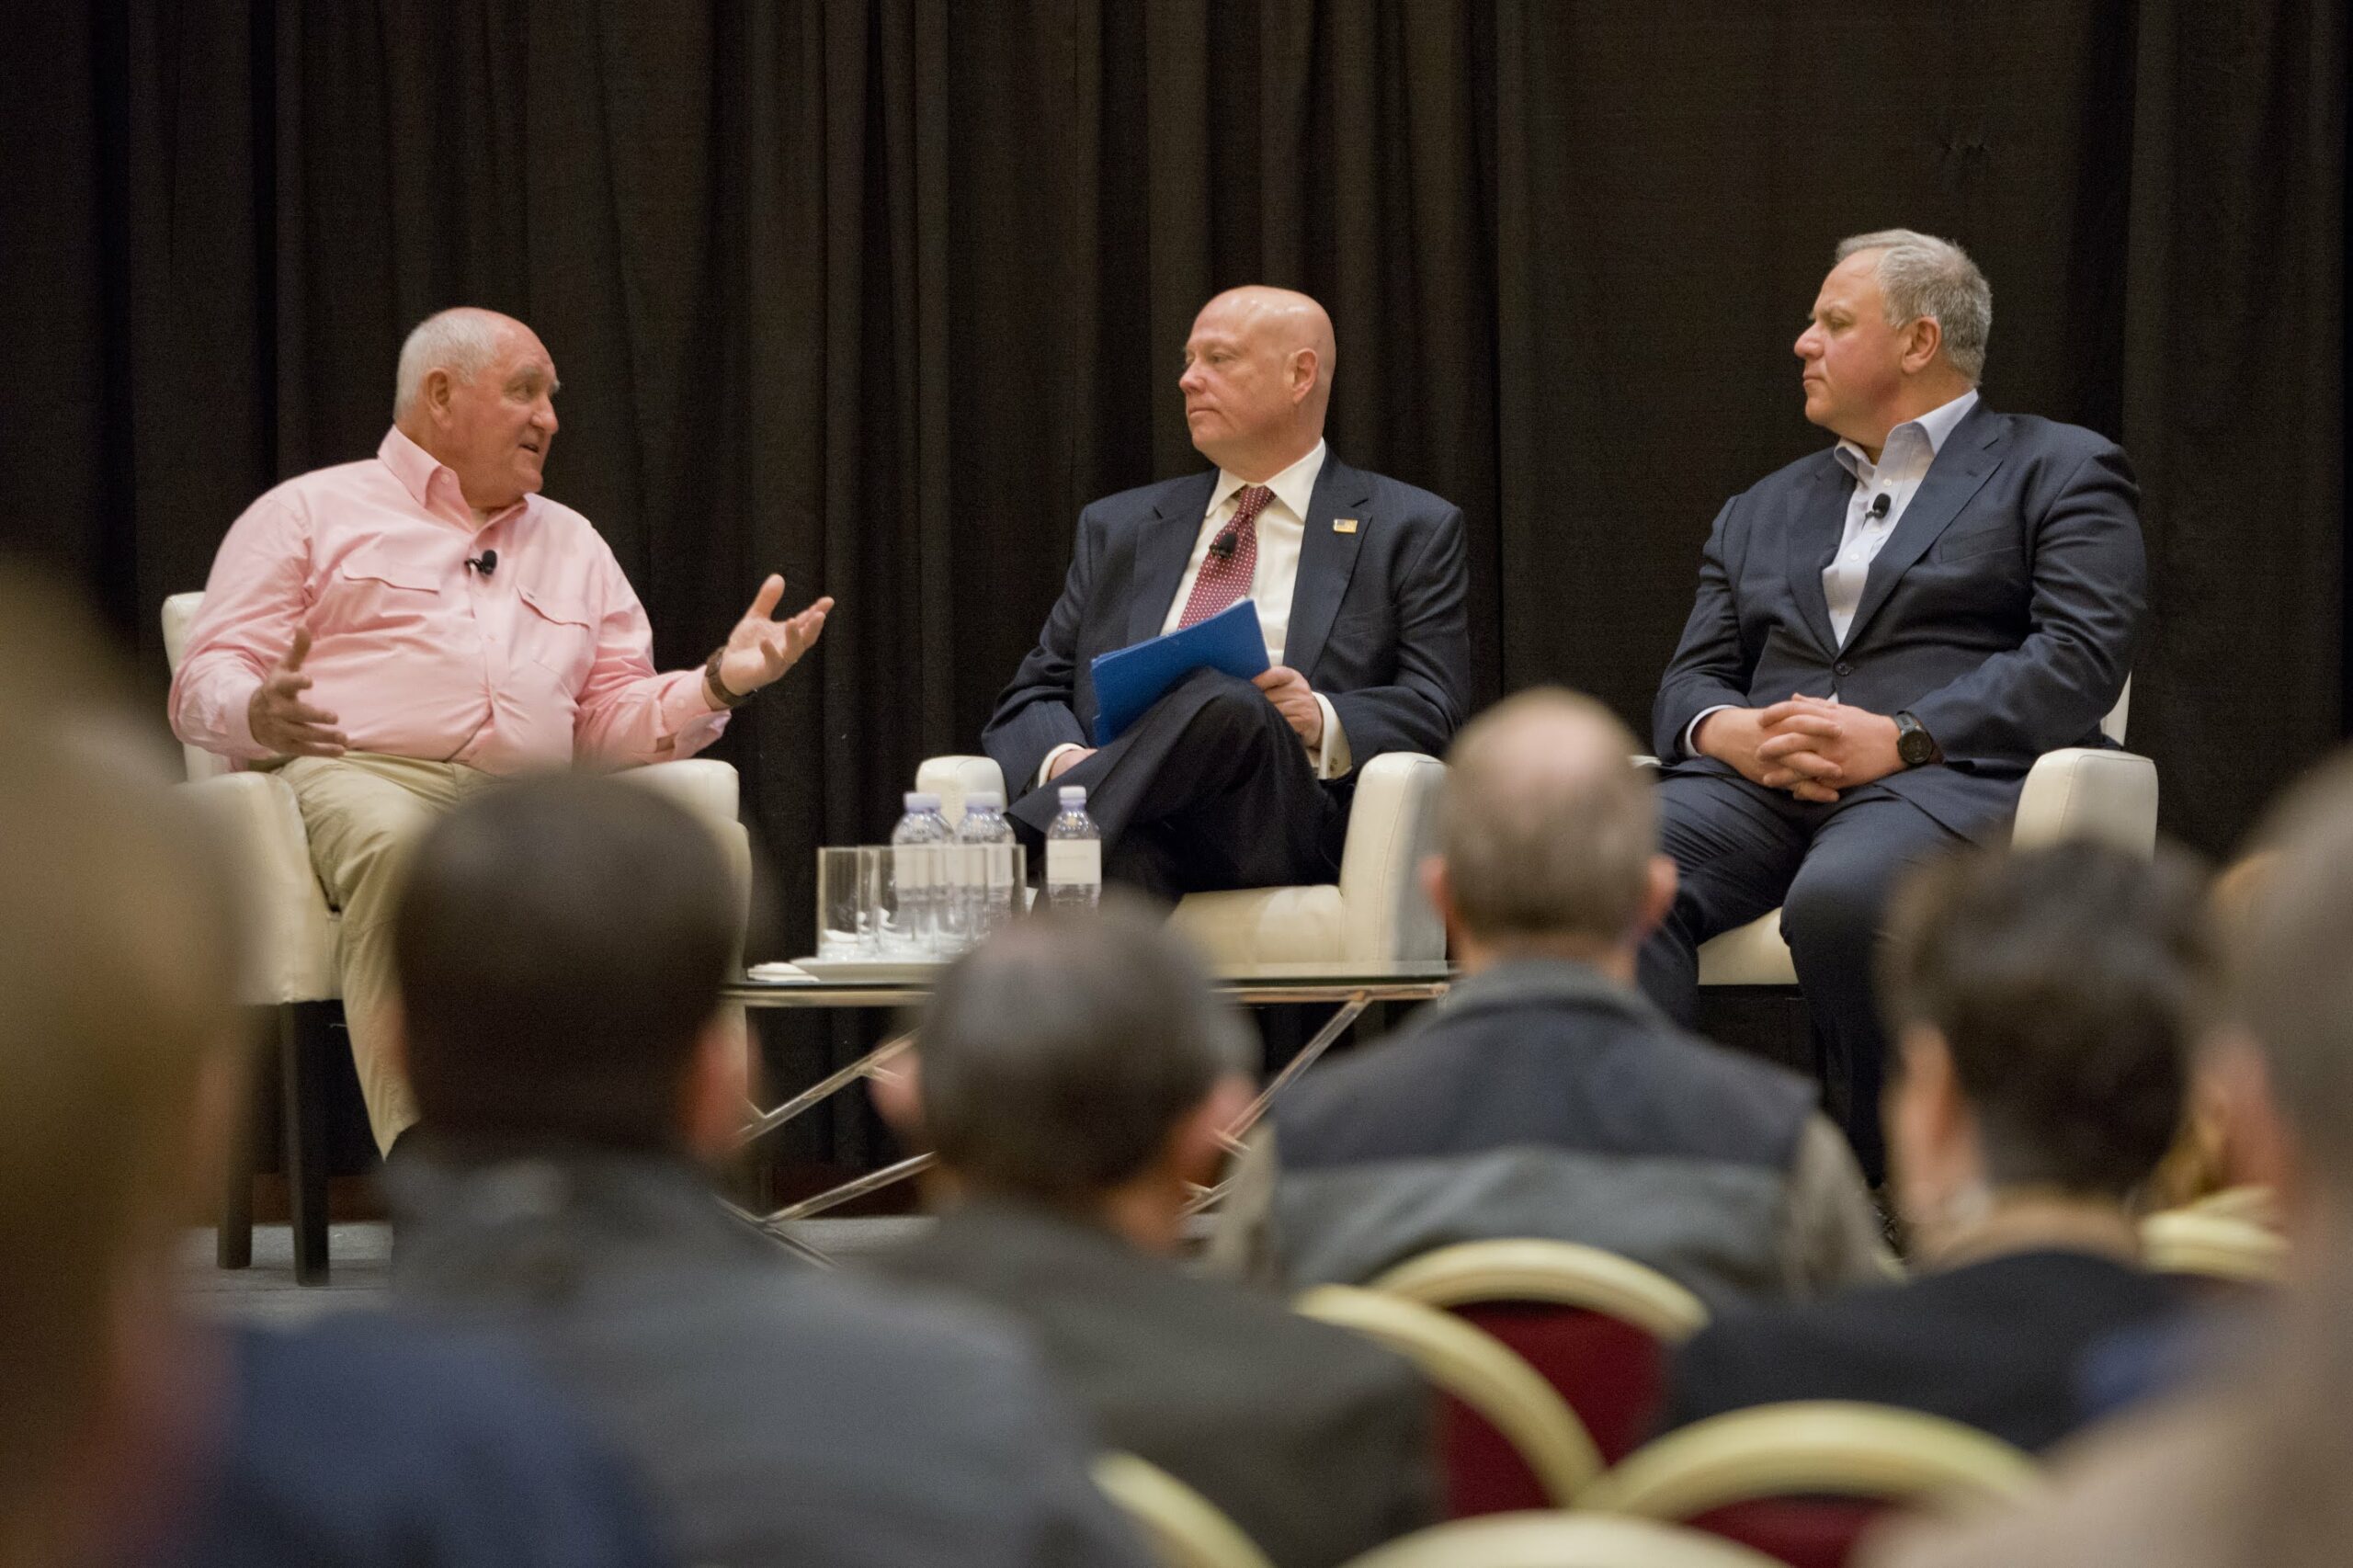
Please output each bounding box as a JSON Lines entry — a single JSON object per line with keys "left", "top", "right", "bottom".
{"left": 1581, "top": 1402, "right": 2042, "bottom": 1568}
{"left": 1295, "top": 1284, "right": 1602, "bottom": 1514}
{"left": 1338, "top": 1510, "right": 1785, "bottom": 1568}
{"left": 1370, "top": 1239, "right": 1710, "bottom": 1461}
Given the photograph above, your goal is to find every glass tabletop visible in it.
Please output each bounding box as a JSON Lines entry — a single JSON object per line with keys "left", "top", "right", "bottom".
{"left": 724, "top": 956, "right": 1452, "bottom": 1006}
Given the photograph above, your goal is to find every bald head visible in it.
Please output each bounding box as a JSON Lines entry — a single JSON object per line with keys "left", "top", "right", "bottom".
{"left": 1179, "top": 286, "right": 1336, "bottom": 481}
{"left": 1436, "top": 689, "right": 1659, "bottom": 950}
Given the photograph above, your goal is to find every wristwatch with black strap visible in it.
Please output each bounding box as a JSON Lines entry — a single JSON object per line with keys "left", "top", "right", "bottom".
{"left": 1893, "top": 710, "right": 1942, "bottom": 768}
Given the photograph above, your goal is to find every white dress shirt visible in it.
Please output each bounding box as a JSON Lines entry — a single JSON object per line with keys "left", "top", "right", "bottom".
{"left": 1040, "top": 438, "right": 1351, "bottom": 784}
{"left": 1680, "top": 389, "right": 1981, "bottom": 758}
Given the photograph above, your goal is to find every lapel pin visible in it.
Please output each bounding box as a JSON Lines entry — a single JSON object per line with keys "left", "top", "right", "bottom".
{"left": 1333, "top": 517, "right": 1358, "bottom": 534}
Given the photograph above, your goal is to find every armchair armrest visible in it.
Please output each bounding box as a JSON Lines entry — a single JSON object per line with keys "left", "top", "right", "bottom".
{"left": 619, "top": 759, "right": 751, "bottom": 935}
{"left": 178, "top": 771, "right": 339, "bottom": 1005}
{"left": 626, "top": 757, "right": 741, "bottom": 824}
{"left": 1337, "top": 752, "right": 1446, "bottom": 962}
{"left": 2009, "top": 747, "right": 2160, "bottom": 854}
{"left": 915, "top": 756, "right": 1010, "bottom": 827}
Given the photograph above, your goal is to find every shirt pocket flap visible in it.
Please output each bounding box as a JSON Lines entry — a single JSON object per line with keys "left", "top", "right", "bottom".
{"left": 337, "top": 549, "right": 443, "bottom": 593}
{"left": 517, "top": 584, "right": 596, "bottom": 631}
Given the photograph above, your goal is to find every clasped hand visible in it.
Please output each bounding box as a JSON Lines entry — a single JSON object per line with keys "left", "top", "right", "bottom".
{"left": 1698, "top": 695, "right": 1904, "bottom": 803}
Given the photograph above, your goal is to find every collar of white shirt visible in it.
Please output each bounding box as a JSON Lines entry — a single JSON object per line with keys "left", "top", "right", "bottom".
{"left": 1209, "top": 438, "right": 1327, "bottom": 524}
{"left": 1833, "top": 388, "right": 1981, "bottom": 481}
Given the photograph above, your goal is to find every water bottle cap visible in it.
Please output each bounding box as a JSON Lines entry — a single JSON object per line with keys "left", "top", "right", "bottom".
{"left": 1058, "top": 786, "right": 1087, "bottom": 806}
{"left": 904, "top": 791, "right": 939, "bottom": 811}
{"left": 968, "top": 790, "right": 1005, "bottom": 812}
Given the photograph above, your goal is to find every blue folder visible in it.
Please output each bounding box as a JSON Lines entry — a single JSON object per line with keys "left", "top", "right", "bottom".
{"left": 1090, "top": 598, "right": 1270, "bottom": 745}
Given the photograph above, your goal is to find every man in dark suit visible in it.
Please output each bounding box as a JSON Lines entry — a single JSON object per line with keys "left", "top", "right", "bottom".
{"left": 985, "top": 286, "right": 1472, "bottom": 896}
{"left": 871, "top": 904, "right": 1442, "bottom": 1568}
{"left": 1644, "top": 229, "right": 2146, "bottom": 1179}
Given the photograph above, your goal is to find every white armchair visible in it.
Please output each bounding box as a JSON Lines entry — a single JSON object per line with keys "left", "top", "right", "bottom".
{"left": 913, "top": 751, "right": 1446, "bottom": 965}
{"left": 1696, "top": 684, "right": 2153, "bottom": 985}
{"left": 163, "top": 592, "right": 750, "bottom": 1282}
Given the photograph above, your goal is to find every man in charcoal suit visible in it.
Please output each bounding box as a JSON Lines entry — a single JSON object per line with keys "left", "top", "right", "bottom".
{"left": 983, "top": 286, "right": 1472, "bottom": 897}
{"left": 1643, "top": 229, "right": 2145, "bottom": 1181}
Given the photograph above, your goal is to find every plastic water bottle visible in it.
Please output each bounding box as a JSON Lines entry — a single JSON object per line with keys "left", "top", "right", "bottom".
{"left": 1044, "top": 786, "right": 1102, "bottom": 911}
{"left": 952, "top": 790, "right": 1018, "bottom": 947}
{"left": 888, "top": 792, "right": 951, "bottom": 957}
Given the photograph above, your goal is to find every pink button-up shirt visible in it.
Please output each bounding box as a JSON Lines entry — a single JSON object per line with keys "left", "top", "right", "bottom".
{"left": 170, "top": 428, "right": 727, "bottom": 773}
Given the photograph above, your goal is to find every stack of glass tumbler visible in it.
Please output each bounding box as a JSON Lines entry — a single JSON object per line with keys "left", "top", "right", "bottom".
{"left": 814, "top": 842, "right": 1026, "bottom": 962}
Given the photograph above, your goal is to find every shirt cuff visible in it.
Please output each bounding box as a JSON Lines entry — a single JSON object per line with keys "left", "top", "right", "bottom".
{"left": 1039, "top": 743, "right": 1087, "bottom": 790}
{"left": 1681, "top": 704, "right": 1735, "bottom": 761}
{"left": 1312, "top": 693, "right": 1352, "bottom": 779}
{"left": 220, "top": 675, "right": 267, "bottom": 756}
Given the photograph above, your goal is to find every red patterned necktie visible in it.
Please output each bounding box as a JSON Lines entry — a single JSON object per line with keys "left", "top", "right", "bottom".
{"left": 1176, "top": 484, "right": 1272, "bottom": 629}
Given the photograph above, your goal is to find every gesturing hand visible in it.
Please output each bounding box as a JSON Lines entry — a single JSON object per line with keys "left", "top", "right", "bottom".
{"left": 1252, "top": 665, "right": 1324, "bottom": 748}
{"left": 1754, "top": 695, "right": 1904, "bottom": 801}
{"left": 246, "top": 628, "right": 348, "bottom": 757}
{"left": 714, "top": 574, "right": 835, "bottom": 699}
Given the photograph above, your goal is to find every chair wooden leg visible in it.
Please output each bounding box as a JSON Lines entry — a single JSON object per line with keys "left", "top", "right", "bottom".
{"left": 280, "top": 1003, "right": 332, "bottom": 1285}
{"left": 213, "top": 1011, "right": 265, "bottom": 1269}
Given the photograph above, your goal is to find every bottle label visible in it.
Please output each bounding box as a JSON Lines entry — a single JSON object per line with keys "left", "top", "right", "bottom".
{"left": 1046, "top": 840, "right": 1102, "bottom": 885}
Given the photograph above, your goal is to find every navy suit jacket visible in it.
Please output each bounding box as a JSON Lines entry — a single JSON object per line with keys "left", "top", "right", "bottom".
{"left": 1651, "top": 403, "right": 2146, "bottom": 841}
{"left": 984, "top": 454, "right": 1472, "bottom": 798}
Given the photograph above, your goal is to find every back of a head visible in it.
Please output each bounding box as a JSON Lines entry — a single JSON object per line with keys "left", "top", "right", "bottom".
{"left": 394, "top": 775, "right": 736, "bottom": 1150}
{"left": 1881, "top": 841, "right": 2211, "bottom": 1198}
{"left": 915, "top": 902, "right": 1249, "bottom": 1204}
{"left": 1438, "top": 687, "right": 1654, "bottom": 949}
{"left": 0, "top": 571, "right": 241, "bottom": 1559}
{"left": 2235, "top": 755, "right": 2353, "bottom": 1198}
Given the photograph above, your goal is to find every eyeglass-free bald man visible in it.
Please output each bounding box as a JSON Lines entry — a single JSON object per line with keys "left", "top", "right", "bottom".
{"left": 984, "top": 286, "right": 1472, "bottom": 898}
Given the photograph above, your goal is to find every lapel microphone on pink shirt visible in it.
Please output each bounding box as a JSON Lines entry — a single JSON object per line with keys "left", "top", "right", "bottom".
{"left": 466, "top": 550, "right": 498, "bottom": 577}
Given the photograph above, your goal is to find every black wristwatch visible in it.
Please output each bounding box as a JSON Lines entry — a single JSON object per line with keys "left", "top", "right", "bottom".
{"left": 1893, "top": 710, "right": 1942, "bottom": 768}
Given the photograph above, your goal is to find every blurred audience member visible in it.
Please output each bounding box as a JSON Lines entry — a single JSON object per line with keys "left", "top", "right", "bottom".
{"left": 0, "top": 571, "right": 668, "bottom": 1568}
{"left": 2143, "top": 850, "right": 2282, "bottom": 1215}
{"left": 385, "top": 776, "right": 1147, "bottom": 1568}
{"left": 1211, "top": 688, "right": 1882, "bottom": 1304}
{"left": 1667, "top": 841, "right": 2209, "bottom": 1452}
{"left": 872, "top": 904, "right": 1440, "bottom": 1568}
{"left": 1866, "top": 758, "right": 2353, "bottom": 1567}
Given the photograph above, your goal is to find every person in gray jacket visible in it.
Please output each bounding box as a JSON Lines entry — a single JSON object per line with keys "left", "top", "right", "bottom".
{"left": 1211, "top": 688, "right": 1887, "bottom": 1308}
{"left": 383, "top": 775, "right": 1149, "bottom": 1568}
{"left": 870, "top": 904, "right": 1441, "bottom": 1568}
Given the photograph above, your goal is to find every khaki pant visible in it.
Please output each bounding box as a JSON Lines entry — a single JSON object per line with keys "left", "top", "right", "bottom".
{"left": 276, "top": 754, "right": 500, "bottom": 1153}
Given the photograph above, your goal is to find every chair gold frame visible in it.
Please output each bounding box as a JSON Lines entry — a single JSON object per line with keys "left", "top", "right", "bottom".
{"left": 1091, "top": 1452, "right": 1277, "bottom": 1568}
{"left": 1370, "top": 1238, "right": 1711, "bottom": 1343}
{"left": 1294, "top": 1284, "right": 1603, "bottom": 1506}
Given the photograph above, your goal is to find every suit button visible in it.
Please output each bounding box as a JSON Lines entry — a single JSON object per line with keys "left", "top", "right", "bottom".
{"left": 1834, "top": 660, "right": 1853, "bottom": 676}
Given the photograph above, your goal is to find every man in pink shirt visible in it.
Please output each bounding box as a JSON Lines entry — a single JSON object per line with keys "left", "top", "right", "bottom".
{"left": 170, "top": 307, "right": 831, "bottom": 1152}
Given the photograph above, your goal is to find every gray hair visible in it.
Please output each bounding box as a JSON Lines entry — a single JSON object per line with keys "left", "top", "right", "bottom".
{"left": 392, "top": 308, "right": 506, "bottom": 419}
{"left": 915, "top": 901, "right": 1251, "bottom": 1203}
{"left": 1437, "top": 688, "right": 1655, "bottom": 949}
{"left": 1835, "top": 229, "right": 1992, "bottom": 382}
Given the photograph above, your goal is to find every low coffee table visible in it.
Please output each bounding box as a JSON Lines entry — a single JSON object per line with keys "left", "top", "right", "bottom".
{"left": 722, "top": 960, "right": 1451, "bottom": 1255}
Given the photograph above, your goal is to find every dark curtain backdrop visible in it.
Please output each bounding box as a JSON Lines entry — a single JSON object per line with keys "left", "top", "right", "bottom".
{"left": 6, "top": 0, "right": 2345, "bottom": 912}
